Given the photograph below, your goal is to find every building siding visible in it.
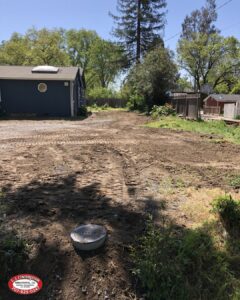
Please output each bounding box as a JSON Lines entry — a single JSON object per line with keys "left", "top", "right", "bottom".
{"left": 0, "top": 79, "right": 71, "bottom": 117}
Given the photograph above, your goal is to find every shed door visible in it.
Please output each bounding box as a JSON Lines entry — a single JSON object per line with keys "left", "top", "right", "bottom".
{"left": 224, "top": 103, "right": 236, "bottom": 119}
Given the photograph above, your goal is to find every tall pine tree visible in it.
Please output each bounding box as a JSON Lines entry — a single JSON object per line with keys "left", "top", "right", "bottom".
{"left": 111, "top": 0, "right": 167, "bottom": 65}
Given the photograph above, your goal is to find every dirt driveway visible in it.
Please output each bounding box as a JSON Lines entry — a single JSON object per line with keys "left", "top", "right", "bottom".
{"left": 0, "top": 111, "right": 240, "bottom": 300}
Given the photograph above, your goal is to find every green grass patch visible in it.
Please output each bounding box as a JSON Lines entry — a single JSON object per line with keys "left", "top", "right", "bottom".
{"left": 131, "top": 217, "right": 240, "bottom": 300}
{"left": 146, "top": 116, "right": 240, "bottom": 144}
{"left": 87, "top": 104, "right": 126, "bottom": 113}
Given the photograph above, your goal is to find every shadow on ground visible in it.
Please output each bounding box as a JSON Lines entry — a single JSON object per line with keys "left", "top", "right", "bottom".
{"left": 1, "top": 172, "right": 240, "bottom": 299}
{"left": 0, "top": 173, "right": 162, "bottom": 299}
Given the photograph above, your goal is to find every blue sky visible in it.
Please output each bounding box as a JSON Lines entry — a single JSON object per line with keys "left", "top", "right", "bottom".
{"left": 0, "top": 0, "right": 239, "bottom": 51}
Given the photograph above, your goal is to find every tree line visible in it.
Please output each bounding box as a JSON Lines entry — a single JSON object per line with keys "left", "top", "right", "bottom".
{"left": 0, "top": 0, "right": 239, "bottom": 107}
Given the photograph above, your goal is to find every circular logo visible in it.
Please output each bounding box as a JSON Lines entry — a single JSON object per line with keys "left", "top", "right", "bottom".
{"left": 8, "top": 274, "right": 43, "bottom": 295}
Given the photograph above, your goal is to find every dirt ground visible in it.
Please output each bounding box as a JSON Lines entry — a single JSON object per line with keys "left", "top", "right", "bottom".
{"left": 0, "top": 111, "right": 240, "bottom": 300}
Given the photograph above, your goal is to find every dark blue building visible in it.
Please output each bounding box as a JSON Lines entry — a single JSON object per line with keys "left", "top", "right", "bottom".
{"left": 0, "top": 66, "right": 85, "bottom": 117}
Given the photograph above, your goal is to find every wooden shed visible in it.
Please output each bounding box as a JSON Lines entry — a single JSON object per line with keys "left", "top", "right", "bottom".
{"left": 203, "top": 94, "right": 240, "bottom": 116}
{"left": 0, "top": 65, "right": 85, "bottom": 117}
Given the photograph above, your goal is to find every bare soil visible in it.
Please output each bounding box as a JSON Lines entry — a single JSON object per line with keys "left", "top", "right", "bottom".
{"left": 0, "top": 111, "right": 240, "bottom": 300}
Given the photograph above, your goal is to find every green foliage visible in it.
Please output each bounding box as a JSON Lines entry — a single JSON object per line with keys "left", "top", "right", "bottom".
{"left": 127, "top": 94, "right": 146, "bottom": 111}
{"left": 66, "top": 29, "right": 98, "bottom": 70}
{"left": 147, "top": 116, "right": 240, "bottom": 144}
{"left": 0, "top": 28, "right": 124, "bottom": 92}
{"left": 211, "top": 195, "right": 240, "bottom": 237}
{"left": 176, "top": 76, "right": 193, "bottom": 92}
{"left": 0, "top": 29, "right": 70, "bottom": 66}
{"left": 150, "top": 104, "right": 175, "bottom": 119}
{"left": 87, "top": 38, "right": 124, "bottom": 89}
{"left": 0, "top": 231, "right": 28, "bottom": 281}
{"left": 231, "top": 81, "right": 240, "bottom": 94}
{"left": 131, "top": 218, "right": 240, "bottom": 300}
{"left": 28, "top": 28, "right": 70, "bottom": 66}
{"left": 178, "top": 25, "right": 239, "bottom": 92}
{"left": 230, "top": 176, "right": 240, "bottom": 188}
{"left": 87, "top": 86, "right": 120, "bottom": 99}
{"left": 126, "top": 46, "right": 178, "bottom": 110}
{"left": 77, "top": 105, "right": 88, "bottom": 117}
{"left": 87, "top": 103, "right": 124, "bottom": 112}
{"left": 177, "top": 33, "right": 240, "bottom": 92}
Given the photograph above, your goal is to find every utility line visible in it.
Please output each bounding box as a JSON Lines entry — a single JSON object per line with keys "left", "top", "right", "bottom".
{"left": 164, "top": 0, "right": 234, "bottom": 43}
{"left": 216, "top": 0, "right": 233, "bottom": 10}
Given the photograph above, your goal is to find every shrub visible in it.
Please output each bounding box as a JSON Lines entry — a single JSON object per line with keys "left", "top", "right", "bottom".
{"left": 87, "top": 87, "right": 120, "bottom": 99}
{"left": 126, "top": 47, "right": 178, "bottom": 110}
{"left": 150, "top": 104, "right": 176, "bottom": 119}
{"left": 77, "top": 105, "right": 88, "bottom": 117}
{"left": 211, "top": 195, "right": 240, "bottom": 236}
{"left": 127, "top": 94, "right": 147, "bottom": 111}
{"left": 131, "top": 218, "right": 239, "bottom": 300}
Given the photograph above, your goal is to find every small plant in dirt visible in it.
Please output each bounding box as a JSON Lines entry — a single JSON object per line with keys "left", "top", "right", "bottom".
{"left": 131, "top": 217, "right": 240, "bottom": 300}
{"left": 77, "top": 105, "right": 88, "bottom": 117}
{"left": 230, "top": 176, "right": 240, "bottom": 189}
{"left": 211, "top": 195, "right": 240, "bottom": 237}
{"left": 0, "top": 231, "right": 28, "bottom": 281}
{"left": 150, "top": 104, "right": 175, "bottom": 119}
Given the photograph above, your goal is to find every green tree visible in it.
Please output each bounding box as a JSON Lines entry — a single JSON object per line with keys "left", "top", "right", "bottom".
{"left": 111, "top": 0, "right": 167, "bottom": 64}
{"left": 27, "top": 28, "right": 69, "bottom": 66}
{"left": 126, "top": 46, "right": 178, "bottom": 109}
{"left": 0, "top": 33, "right": 31, "bottom": 65}
{"left": 177, "top": 34, "right": 240, "bottom": 91}
{"left": 66, "top": 29, "right": 98, "bottom": 72}
{"left": 88, "top": 38, "right": 124, "bottom": 88}
{"left": 177, "top": 76, "right": 193, "bottom": 92}
{"left": 231, "top": 81, "right": 240, "bottom": 94}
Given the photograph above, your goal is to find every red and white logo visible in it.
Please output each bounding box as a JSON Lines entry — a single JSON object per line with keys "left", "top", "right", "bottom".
{"left": 8, "top": 274, "right": 43, "bottom": 295}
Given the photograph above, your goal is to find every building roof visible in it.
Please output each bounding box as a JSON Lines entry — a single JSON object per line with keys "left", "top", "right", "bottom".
{"left": 204, "top": 94, "right": 240, "bottom": 103}
{"left": 0, "top": 66, "right": 82, "bottom": 81}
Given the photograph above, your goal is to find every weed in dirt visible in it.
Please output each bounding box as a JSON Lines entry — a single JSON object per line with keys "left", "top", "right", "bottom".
{"left": 146, "top": 116, "right": 240, "bottom": 144}
{"left": 159, "top": 177, "right": 187, "bottom": 196}
{"left": 0, "top": 231, "right": 28, "bottom": 282}
{"left": 229, "top": 176, "right": 240, "bottom": 189}
{"left": 211, "top": 195, "right": 240, "bottom": 237}
{"left": 131, "top": 217, "right": 240, "bottom": 300}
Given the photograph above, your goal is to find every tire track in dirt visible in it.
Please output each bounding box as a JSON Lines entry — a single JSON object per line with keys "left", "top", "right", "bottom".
{"left": 0, "top": 139, "right": 138, "bottom": 149}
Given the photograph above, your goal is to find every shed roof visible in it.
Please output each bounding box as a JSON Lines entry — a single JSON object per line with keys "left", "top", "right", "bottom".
{"left": 0, "top": 66, "right": 82, "bottom": 81}
{"left": 204, "top": 94, "right": 240, "bottom": 103}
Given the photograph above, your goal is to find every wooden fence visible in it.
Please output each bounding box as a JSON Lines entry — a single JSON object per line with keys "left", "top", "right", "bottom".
{"left": 86, "top": 98, "right": 128, "bottom": 108}
{"left": 169, "top": 94, "right": 201, "bottom": 120}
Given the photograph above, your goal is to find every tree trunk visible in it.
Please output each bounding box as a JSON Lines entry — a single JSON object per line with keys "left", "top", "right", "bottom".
{"left": 136, "top": 0, "right": 141, "bottom": 63}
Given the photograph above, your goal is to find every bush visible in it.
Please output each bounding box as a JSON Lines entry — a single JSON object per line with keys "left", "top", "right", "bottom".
{"left": 87, "top": 87, "right": 120, "bottom": 99}
{"left": 150, "top": 104, "right": 176, "bottom": 119}
{"left": 131, "top": 218, "right": 239, "bottom": 300}
{"left": 77, "top": 105, "right": 88, "bottom": 117}
{"left": 126, "top": 47, "right": 178, "bottom": 110}
{"left": 211, "top": 195, "right": 240, "bottom": 236}
{"left": 127, "top": 94, "right": 147, "bottom": 111}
